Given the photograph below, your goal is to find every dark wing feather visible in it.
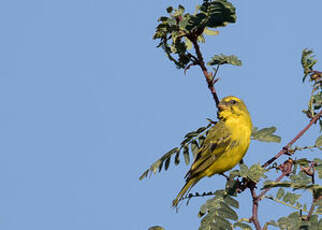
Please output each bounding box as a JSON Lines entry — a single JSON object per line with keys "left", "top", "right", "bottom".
{"left": 185, "top": 121, "right": 232, "bottom": 179}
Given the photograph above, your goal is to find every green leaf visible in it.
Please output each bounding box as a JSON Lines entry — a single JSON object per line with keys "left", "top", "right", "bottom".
{"left": 183, "top": 145, "right": 190, "bottom": 165}
{"left": 208, "top": 54, "right": 242, "bottom": 66}
{"left": 283, "top": 192, "right": 301, "bottom": 205}
{"left": 277, "top": 217, "right": 289, "bottom": 229}
{"left": 295, "top": 202, "right": 302, "bottom": 209}
{"left": 184, "top": 37, "right": 192, "bottom": 50}
{"left": 158, "top": 16, "right": 169, "bottom": 22}
{"left": 203, "top": 0, "right": 236, "bottom": 28}
{"left": 191, "top": 140, "right": 199, "bottom": 158}
{"left": 197, "top": 35, "right": 206, "bottom": 43}
{"left": 225, "top": 175, "right": 239, "bottom": 196}
{"left": 263, "top": 220, "right": 278, "bottom": 229}
{"left": 276, "top": 188, "right": 285, "bottom": 200}
{"left": 184, "top": 130, "right": 198, "bottom": 139}
{"left": 173, "top": 5, "right": 185, "bottom": 17}
{"left": 203, "top": 27, "right": 219, "bottom": 36}
{"left": 239, "top": 164, "right": 248, "bottom": 178}
{"left": 301, "top": 49, "right": 318, "bottom": 82}
{"left": 248, "top": 164, "right": 267, "bottom": 183}
{"left": 140, "top": 123, "right": 213, "bottom": 180}
{"left": 174, "top": 150, "right": 180, "bottom": 165}
{"left": 251, "top": 126, "right": 281, "bottom": 143}
{"left": 239, "top": 163, "right": 266, "bottom": 183}
{"left": 217, "top": 202, "right": 238, "bottom": 220}
{"left": 139, "top": 169, "right": 149, "bottom": 181}
{"left": 315, "top": 198, "right": 322, "bottom": 213}
{"left": 139, "top": 147, "right": 179, "bottom": 180}
{"left": 148, "top": 226, "right": 165, "bottom": 230}
{"left": 164, "top": 156, "right": 171, "bottom": 170}
{"left": 199, "top": 190, "right": 239, "bottom": 230}
{"left": 213, "top": 215, "right": 233, "bottom": 230}
{"left": 315, "top": 135, "right": 322, "bottom": 150}
{"left": 290, "top": 171, "right": 311, "bottom": 186}
{"left": 196, "top": 126, "right": 208, "bottom": 133}
{"left": 313, "top": 158, "right": 322, "bottom": 179}
{"left": 294, "top": 158, "right": 310, "bottom": 167}
{"left": 166, "top": 7, "right": 173, "bottom": 13}
{"left": 314, "top": 162, "right": 322, "bottom": 179}
{"left": 262, "top": 180, "right": 292, "bottom": 189}
{"left": 158, "top": 159, "right": 163, "bottom": 172}
{"left": 233, "top": 222, "right": 252, "bottom": 230}
{"left": 224, "top": 196, "right": 239, "bottom": 209}
{"left": 277, "top": 213, "right": 303, "bottom": 230}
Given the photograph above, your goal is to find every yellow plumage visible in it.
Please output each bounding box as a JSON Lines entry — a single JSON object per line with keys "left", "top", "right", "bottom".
{"left": 172, "top": 96, "right": 252, "bottom": 207}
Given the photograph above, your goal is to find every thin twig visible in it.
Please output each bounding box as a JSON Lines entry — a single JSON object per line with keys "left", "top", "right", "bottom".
{"left": 184, "top": 62, "right": 198, "bottom": 74}
{"left": 305, "top": 195, "right": 322, "bottom": 221}
{"left": 304, "top": 162, "right": 320, "bottom": 221}
{"left": 249, "top": 185, "right": 261, "bottom": 230}
{"left": 258, "top": 159, "right": 293, "bottom": 200}
{"left": 190, "top": 37, "right": 220, "bottom": 107}
{"left": 306, "top": 195, "right": 322, "bottom": 220}
{"left": 262, "top": 110, "right": 322, "bottom": 168}
{"left": 213, "top": 64, "right": 220, "bottom": 79}
{"left": 290, "top": 145, "right": 320, "bottom": 154}
{"left": 265, "top": 196, "right": 309, "bottom": 213}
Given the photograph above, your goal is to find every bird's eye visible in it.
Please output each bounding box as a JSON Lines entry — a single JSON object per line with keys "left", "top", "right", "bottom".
{"left": 230, "top": 100, "right": 237, "bottom": 104}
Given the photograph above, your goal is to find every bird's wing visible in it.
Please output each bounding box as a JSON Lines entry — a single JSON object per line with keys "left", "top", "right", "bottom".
{"left": 185, "top": 121, "right": 232, "bottom": 179}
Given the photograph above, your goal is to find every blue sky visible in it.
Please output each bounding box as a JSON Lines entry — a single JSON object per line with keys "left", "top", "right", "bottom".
{"left": 0, "top": 0, "right": 321, "bottom": 229}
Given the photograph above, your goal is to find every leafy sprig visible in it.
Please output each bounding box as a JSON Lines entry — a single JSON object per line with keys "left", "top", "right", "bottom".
{"left": 139, "top": 123, "right": 280, "bottom": 181}
{"left": 143, "top": 1, "right": 322, "bottom": 229}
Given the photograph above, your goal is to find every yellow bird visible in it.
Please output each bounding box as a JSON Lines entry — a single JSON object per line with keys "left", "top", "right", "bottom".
{"left": 172, "top": 96, "right": 252, "bottom": 207}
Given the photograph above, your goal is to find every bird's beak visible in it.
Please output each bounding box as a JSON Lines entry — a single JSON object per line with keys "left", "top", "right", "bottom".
{"left": 218, "top": 102, "right": 228, "bottom": 111}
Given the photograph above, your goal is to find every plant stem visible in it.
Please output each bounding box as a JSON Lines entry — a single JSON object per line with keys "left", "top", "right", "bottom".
{"left": 306, "top": 201, "right": 316, "bottom": 220}
{"left": 262, "top": 110, "right": 322, "bottom": 168}
{"left": 249, "top": 186, "right": 261, "bottom": 230}
{"left": 190, "top": 38, "right": 220, "bottom": 107}
{"left": 258, "top": 169, "right": 288, "bottom": 200}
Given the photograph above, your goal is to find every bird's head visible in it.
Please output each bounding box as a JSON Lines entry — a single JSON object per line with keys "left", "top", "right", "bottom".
{"left": 217, "top": 96, "right": 252, "bottom": 124}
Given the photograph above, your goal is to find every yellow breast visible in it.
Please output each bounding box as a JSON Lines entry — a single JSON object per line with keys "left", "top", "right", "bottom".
{"left": 205, "top": 116, "right": 252, "bottom": 175}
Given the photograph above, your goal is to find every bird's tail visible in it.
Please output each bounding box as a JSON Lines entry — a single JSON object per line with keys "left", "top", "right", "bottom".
{"left": 172, "top": 177, "right": 199, "bottom": 208}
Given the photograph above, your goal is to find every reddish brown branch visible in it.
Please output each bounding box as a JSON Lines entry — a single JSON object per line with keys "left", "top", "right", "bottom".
{"left": 258, "top": 159, "right": 293, "bottom": 200}
{"left": 247, "top": 159, "right": 293, "bottom": 230}
{"left": 249, "top": 185, "right": 261, "bottom": 230}
{"left": 190, "top": 38, "right": 220, "bottom": 107}
{"left": 306, "top": 202, "right": 316, "bottom": 220}
{"left": 262, "top": 110, "right": 322, "bottom": 168}
{"left": 306, "top": 195, "right": 322, "bottom": 220}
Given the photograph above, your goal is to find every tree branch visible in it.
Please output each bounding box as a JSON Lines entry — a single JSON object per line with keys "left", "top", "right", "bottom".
{"left": 262, "top": 110, "right": 322, "bottom": 168}
{"left": 306, "top": 194, "right": 322, "bottom": 221}
{"left": 249, "top": 185, "right": 261, "bottom": 230}
{"left": 190, "top": 38, "right": 220, "bottom": 107}
{"left": 258, "top": 159, "right": 293, "bottom": 201}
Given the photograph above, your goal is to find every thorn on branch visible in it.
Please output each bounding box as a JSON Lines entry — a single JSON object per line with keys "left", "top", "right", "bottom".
{"left": 213, "top": 77, "right": 220, "bottom": 85}
{"left": 187, "top": 53, "right": 199, "bottom": 63}
{"left": 219, "top": 173, "right": 229, "bottom": 181}
{"left": 279, "top": 159, "right": 294, "bottom": 176}
{"left": 301, "top": 161, "right": 316, "bottom": 184}
{"left": 184, "top": 62, "right": 198, "bottom": 74}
